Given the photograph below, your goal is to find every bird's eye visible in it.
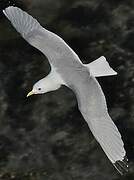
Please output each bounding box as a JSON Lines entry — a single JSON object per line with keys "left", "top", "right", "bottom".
{"left": 38, "top": 88, "right": 41, "bottom": 91}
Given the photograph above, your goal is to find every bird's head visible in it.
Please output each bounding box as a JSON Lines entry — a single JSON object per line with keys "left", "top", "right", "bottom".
{"left": 27, "top": 79, "right": 46, "bottom": 97}
{"left": 27, "top": 76, "right": 61, "bottom": 97}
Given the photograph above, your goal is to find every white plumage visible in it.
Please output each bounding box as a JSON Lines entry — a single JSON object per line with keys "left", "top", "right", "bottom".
{"left": 3, "top": 6, "right": 128, "bottom": 175}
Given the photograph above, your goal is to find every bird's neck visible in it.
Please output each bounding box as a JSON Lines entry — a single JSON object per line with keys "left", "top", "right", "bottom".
{"left": 41, "top": 68, "right": 66, "bottom": 93}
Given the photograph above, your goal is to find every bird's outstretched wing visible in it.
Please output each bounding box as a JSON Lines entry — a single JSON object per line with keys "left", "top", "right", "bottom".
{"left": 71, "top": 76, "right": 128, "bottom": 175}
{"left": 3, "top": 6, "right": 81, "bottom": 68}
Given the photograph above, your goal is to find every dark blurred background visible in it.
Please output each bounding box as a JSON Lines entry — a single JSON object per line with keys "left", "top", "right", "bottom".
{"left": 0, "top": 0, "right": 134, "bottom": 179}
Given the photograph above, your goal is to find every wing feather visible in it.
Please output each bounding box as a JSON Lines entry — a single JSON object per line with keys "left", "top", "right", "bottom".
{"left": 71, "top": 76, "right": 128, "bottom": 174}
{"left": 3, "top": 6, "right": 81, "bottom": 68}
{"left": 3, "top": 6, "right": 41, "bottom": 37}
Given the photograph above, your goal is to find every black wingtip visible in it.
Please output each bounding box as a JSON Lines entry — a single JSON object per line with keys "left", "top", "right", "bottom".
{"left": 113, "top": 156, "right": 129, "bottom": 175}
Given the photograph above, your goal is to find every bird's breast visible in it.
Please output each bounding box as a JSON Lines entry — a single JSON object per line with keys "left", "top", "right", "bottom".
{"left": 55, "top": 64, "right": 90, "bottom": 88}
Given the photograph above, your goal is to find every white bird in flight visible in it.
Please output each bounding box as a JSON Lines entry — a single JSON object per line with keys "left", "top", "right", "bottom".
{"left": 3, "top": 6, "right": 128, "bottom": 175}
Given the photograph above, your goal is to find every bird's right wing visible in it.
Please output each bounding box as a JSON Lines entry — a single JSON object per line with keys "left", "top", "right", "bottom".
{"left": 3, "top": 6, "right": 80, "bottom": 67}
{"left": 71, "top": 76, "right": 128, "bottom": 175}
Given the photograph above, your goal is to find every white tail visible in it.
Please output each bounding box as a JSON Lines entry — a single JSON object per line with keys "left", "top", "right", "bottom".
{"left": 85, "top": 56, "right": 117, "bottom": 77}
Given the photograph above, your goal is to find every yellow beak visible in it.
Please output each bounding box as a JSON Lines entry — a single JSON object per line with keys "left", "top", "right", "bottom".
{"left": 27, "top": 90, "right": 34, "bottom": 97}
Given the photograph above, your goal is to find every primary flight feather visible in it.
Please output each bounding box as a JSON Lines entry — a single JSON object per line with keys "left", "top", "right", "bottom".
{"left": 3, "top": 6, "right": 128, "bottom": 174}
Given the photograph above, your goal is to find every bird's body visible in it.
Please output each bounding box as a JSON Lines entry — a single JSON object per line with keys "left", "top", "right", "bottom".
{"left": 3, "top": 6, "right": 128, "bottom": 175}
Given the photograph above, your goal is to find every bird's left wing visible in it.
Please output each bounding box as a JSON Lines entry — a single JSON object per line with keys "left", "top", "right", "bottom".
{"left": 71, "top": 76, "right": 128, "bottom": 175}
{"left": 3, "top": 6, "right": 80, "bottom": 67}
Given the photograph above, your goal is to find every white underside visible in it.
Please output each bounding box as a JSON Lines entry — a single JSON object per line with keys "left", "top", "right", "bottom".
{"left": 50, "top": 66, "right": 67, "bottom": 86}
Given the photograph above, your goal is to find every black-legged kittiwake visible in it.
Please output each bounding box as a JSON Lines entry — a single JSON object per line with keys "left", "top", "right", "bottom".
{"left": 3, "top": 6, "right": 128, "bottom": 175}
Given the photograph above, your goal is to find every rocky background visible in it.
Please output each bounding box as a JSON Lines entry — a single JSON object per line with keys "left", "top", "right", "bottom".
{"left": 0, "top": 0, "right": 134, "bottom": 179}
